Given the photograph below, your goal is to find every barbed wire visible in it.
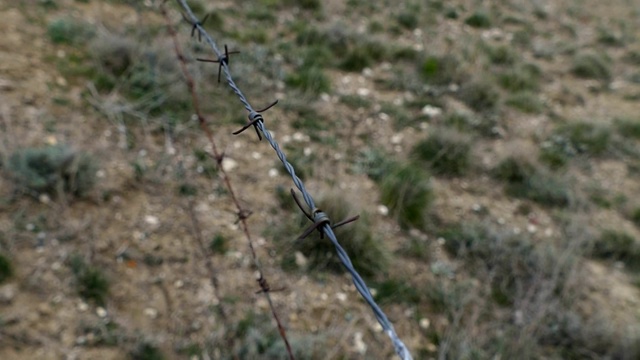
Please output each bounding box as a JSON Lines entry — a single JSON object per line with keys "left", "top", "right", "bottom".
{"left": 160, "top": 3, "right": 295, "bottom": 359}
{"left": 175, "top": 0, "right": 413, "bottom": 359}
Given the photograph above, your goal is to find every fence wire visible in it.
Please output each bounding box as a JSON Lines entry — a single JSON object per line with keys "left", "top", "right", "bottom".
{"left": 176, "top": 1, "right": 414, "bottom": 358}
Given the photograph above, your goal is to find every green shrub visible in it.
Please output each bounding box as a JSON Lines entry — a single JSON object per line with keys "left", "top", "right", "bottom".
{"left": 47, "top": 18, "right": 94, "bottom": 45}
{"left": 484, "top": 45, "right": 517, "bottom": 65}
{"left": 572, "top": 53, "right": 612, "bottom": 82}
{"left": 397, "top": 12, "right": 419, "bottom": 29}
{"left": 615, "top": 117, "right": 640, "bottom": 139}
{"left": 494, "top": 157, "right": 570, "bottom": 207}
{"left": 591, "top": 230, "right": 640, "bottom": 270}
{"left": 68, "top": 255, "right": 109, "bottom": 305}
{"left": 465, "top": 11, "right": 492, "bottom": 28}
{"left": 380, "top": 163, "right": 434, "bottom": 229}
{"left": 631, "top": 207, "right": 640, "bottom": 227}
{"left": 209, "top": 234, "right": 228, "bottom": 255}
{"left": 130, "top": 341, "right": 165, "bottom": 360}
{"left": 421, "top": 55, "right": 463, "bottom": 85}
{"left": 7, "top": 145, "right": 97, "bottom": 197}
{"left": 411, "top": 131, "right": 471, "bottom": 176}
{"left": 373, "top": 278, "right": 422, "bottom": 304}
{"left": 285, "top": 66, "right": 331, "bottom": 94}
{"left": 497, "top": 64, "right": 541, "bottom": 92}
{"left": 556, "top": 122, "right": 611, "bottom": 155}
{"left": 339, "top": 41, "right": 387, "bottom": 72}
{"left": 459, "top": 79, "right": 500, "bottom": 112}
{"left": 505, "top": 92, "right": 544, "bottom": 113}
{"left": 0, "top": 253, "right": 13, "bottom": 284}
{"left": 353, "top": 148, "right": 396, "bottom": 182}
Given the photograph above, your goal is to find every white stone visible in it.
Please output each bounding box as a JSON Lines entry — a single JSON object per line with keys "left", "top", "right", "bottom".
{"left": 377, "top": 205, "right": 389, "bottom": 216}
{"left": 294, "top": 251, "right": 308, "bottom": 268}
{"left": 221, "top": 158, "right": 237, "bottom": 171}
{"left": 419, "top": 317, "right": 431, "bottom": 329}
{"left": 353, "top": 332, "right": 367, "bottom": 354}
{"left": 390, "top": 133, "right": 403, "bottom": 145}
{"left": 144, "top": 215, "right": 159, "bottom": 226}
{"left": 421, "top": 104, "right": 443, "bottom": 117}
{"left": 96, "top": 307, "right": 107, "bottom": 318}
{"left": 336, "top": 292, "right": 347, "bottom": 302}
{"left": 356, "top": 87, "right": 370, "bottom": 97}
{"left": 268, "top": 168, "right": 278, "bottom": 177}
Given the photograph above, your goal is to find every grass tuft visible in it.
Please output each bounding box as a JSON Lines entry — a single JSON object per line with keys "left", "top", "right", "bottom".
{"left": 380, "top": 162, "right": 434, "bottom": 229}
{"left": 411, "top": 130, "right": 471, "bottom": 176}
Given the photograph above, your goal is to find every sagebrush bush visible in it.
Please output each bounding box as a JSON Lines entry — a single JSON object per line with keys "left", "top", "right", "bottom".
{"left": 590, "top": 230, "right": 640, "bottom": 270}
{"left": 572, "top": 53, "right": 612, "bottom": 82}
{"left": 465, "top": 11, "right": 492, "bottom": 28}
{"left": 380, "top": 162, "right": 434, "bottom": 229}
{"left": 421, "top": 54, "right": 463, "bottom": 85}
{"left": 494, "top": 156, "right": 570, "bottom": 207}
{"left": 67, "top": 254, "right": 109, "bottom": 305}
{"left": 411, "top": 130, "right": 471, "bottom": 176}
{"left": 47, "top": 18, "right": 94, "bottom": 45}
{"left": 0, "top": 253, "right": 13, "bottom": 284}
{"left": 459, "top": 78, "right": 500, "bottom": 112}
{"left": 8, "top": 145, "right": 97, "bottom": 197}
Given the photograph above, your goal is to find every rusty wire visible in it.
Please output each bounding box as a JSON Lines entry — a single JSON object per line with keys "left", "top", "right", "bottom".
{"left": 160, "top": 3, "right": 295, "bottom": 359}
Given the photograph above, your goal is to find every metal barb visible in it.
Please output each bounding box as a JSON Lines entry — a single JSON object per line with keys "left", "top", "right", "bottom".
{"left": 196, "top": 44, "right": 240, "bottom": 83}
{"left": 181, "top": 12, "right": 209, "bottom": 41}
{"left": 290, "top": 189, "right": 359, "bottom": 240}
{"left": 255, "top": 275, "right": 285, "bottom": 294}
{"left": 232, "top": 100, "right": 278, "bottom": 141}
{"left": 235, "top": 208, "right": 253, "bottom": 224}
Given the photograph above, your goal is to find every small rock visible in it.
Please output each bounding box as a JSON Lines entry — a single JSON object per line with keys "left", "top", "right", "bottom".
{"left": 419, "top": 317, "right": 431, "bottom": 329}
{"left": 336, "top": 292, "right": 347, "bottom": 302}
{"left": 353, "top": 332, "right": 367, "bottom": 354}
{"left": 390, "top": 133, "right": 403, "bottom": 145}
{"left": 294, "top": 251, "right": 308, "bottom": 268}
{"left": 221, "top": 158, "right": 237, "bottom": 171}
{"left": 356, "top": 87, "right": 370, "bottom": 97}
{"left": 96, "top": 307, "right": 107, "bottom": 318}
{"left": 268, "top": 168, "right": 278, "bottom": 177}
{"left": 0, "top": 284, "right": 17, "bottom": 304}
{"left": 377, "top": 205, "right": 389, "bottom": 216}
{"left": 527, "top": 224, "right": 538, "bottom": 234}
{"left": 78, "top": 302, "right": 89, "bottom": 312}
{"left": 144, "top": 307, "right": 158, "bottom": 319}
{"left": 144, "top": 215, "right": 159, "bottom": 226}
{"left": 421, "top": 105, "right": 442, "bottom": 117}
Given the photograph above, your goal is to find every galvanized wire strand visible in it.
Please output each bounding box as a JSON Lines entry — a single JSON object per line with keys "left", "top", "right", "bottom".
{"left": 176, "top": 1, "right": 413, "bottom": 358}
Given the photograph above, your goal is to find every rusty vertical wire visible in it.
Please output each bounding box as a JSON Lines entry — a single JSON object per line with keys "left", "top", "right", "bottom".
{"left": 174, "top": 1, "right": 414, "bottom": 359}
{"left": 160, "top": 3, "right": 295, "bottom": 359}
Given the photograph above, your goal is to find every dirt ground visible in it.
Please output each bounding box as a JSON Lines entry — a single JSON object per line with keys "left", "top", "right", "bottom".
{"left": 1, "top": 0, "right": 640, "bottom": 359}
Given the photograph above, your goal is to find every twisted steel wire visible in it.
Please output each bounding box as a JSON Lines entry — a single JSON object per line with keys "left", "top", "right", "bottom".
{"left": 176, "top": 1, "right": 413, "bottom": 358}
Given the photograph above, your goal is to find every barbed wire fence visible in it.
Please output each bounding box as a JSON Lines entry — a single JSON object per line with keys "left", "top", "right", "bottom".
{"left": 172, "top": 0, "right": 414, "bottom": 358}
{"left": 160, "top": 3, "right": 296, "bottom": 359}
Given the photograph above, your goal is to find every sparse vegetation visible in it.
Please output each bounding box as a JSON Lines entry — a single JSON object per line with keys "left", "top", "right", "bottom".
{"left": 0, "top": 254, "right": 13, "bottom": 284}
{"left": 459, "top": 78, "right": 500, "bottom": 112}
{"left": 572, "top": 52, "right": 612, "bottom": 82}
{"left": 47, "top": 18, "right": 94, "bottom": 45}
{"left": 7, "top": 145, "right": 97, "bottom": 197}
{"left": 494, "top": 156, "right": 570, "bottom": 207}
{"left": 420, "top": 55, "right": 463, "bottom": 85}
{"left": 465, "top": 11, "right": 492, "bottom": 28}
{"left": 380, "top": 162, "right": 434, "bottom": 229}
{"left": 590, "top": 230, "right": 640, "bottom": 270}
{"left": 67, "top": 255, "right": 109, "bottom": 305}
{"left": 411, "top": 130, "right": 471, "bottom": 176}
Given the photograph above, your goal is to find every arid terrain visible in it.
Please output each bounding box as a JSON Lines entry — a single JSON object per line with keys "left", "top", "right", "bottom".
{"left": 1, "top": 0, "right": 640, "bottom": 359}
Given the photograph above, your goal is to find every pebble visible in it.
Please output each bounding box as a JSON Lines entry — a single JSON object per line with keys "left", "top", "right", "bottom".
{"left": 0, "top": 284, "right": 16, "bottom": 304}
{"left": 144, "top": 215, "right": 159, "bottom": 226}
{"left": 353, "top": 332, "right": 367, "bottom": 354}
{"left": 336, "top": 292, "right": 347, "bottom": 302}
{"left": 377, "top": 205, "right": 389, "bottom": 216}
{"left": 96, "top": 307, "right": 107, "bottom": 318}
{"left": 421, "top": 105, "right": 442, "bottom": 117}
{"left": 221, "top": 158, "right": 237, "bottom": 171}
{"left": 390, "top": 133, "right": 403, "bottom": 145}
{"left": 356, "top": 87, "right": 370, "bottom": 97}
{"left": 527, "top": 224, "right": 538, "bottom": 234}
{"left": 78, "top": 302, "right": 89, "bottom": 312}
{"left": 294, "top": 251, "right": 308, "bottom": 268}
{"left": 419, "top": 317, "right": 430, "bottom": 329}
{"left": 144, "top": 307, "right": 158, "bottom": 319}
{"left": 268, "top": 168, "right": 278, "bottom": 177}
